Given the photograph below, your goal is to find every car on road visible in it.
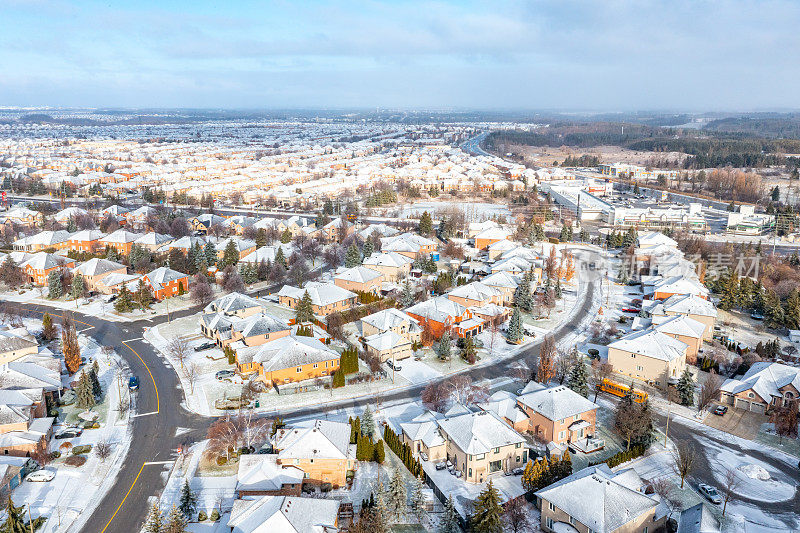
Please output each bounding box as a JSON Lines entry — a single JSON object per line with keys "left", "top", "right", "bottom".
{"left": 25, "top": 470, "right": 55, "bottom": 482}
{"left": 621, "top": 308, "right": 641, "bottom": 313}
{"left": 713, "top": 405, "right": 728, "bottom": 416}
{"left": 194, "top": 341, "right": 216, "bottom": 352}
{"left": 129, "top": 376, "right": 140, "bottom": 390}
{"left": 435, "top": 462, "right": 446, "bottom": 470}
{"left": 55, "top": 428, "right": 82, "bottom": 439}
{"left": 750, "top": 312, "right": 765, "bottom": 320}
{"left": 386, "top": 360, "right": 402, "bottom": 371}
{"left": 698, "top": 483, "right": 722, "bottom": 504}
{"left": 215, "top": 370, "right": 236, "bottom": 380}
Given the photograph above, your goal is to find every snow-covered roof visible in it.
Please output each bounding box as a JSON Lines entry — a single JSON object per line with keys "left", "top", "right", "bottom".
{"left": 228, "top": 495, "right": 339, "bottom": 533}
{"left": 20, "top": 252, "right": 74, "bottom": 271}
{"left": 73, "top": 258, "right": 126, "bottom": 277}
{"left": 405, "top": 296, "right": 467, "bottom": 323}
{"left": 277, "top": 281, "right": 356, "bottom": 307}
{"left": 652, "top": 314, "right": 706, "bottom": 339}
{"left": 437, "top": 410, "right": 524, "bottom": 455}
{"left": 608, "top": 327, "right": 688, "bottom": 362}
{"left": 720, "top": 362, "right": 800, "bottom": 403}
{"left": 447, "top": 281, "right": 500, "bottom": 303}
{"left": 238, "top": 335, "right": 337, "bottom": 370}
{"left": 517, "top": 384, "right": 598, "bottom": 422}
{"left": 363, "top": 251, "right": 413, "bottom": 268}
{"left": 360, "top": 308, "right": 419, "bottom": 333}
{"left": 273, "top": 419, "right": 352, "bottom": 461}
{"left": 333, "top": 265, "right": 383, "bottom": 284}
{"left": 364, "top": 330, "right": 409, "bottom": 351}
{"left": 535, "top": 464, "right": 659, "bottom": 532}
{"left": 235, "top": 455, "right": 304, "bottom": 494}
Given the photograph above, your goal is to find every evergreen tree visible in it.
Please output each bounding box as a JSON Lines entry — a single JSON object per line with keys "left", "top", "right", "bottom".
{"left": 280, "top": 229, "right": 292, "bottom": 244}
{"left": 222, "top": 240, "right": 240, "bottom": 267}
{"left": 135, "top": 279, "right": 153, "bottom": 310}
{"left": 204, "top": 241, "right": 217, "bottom": 266}
{"left": 362, "top": 239, "right": 374, "bottom": 258}
{"left": 462, "top": 334, "right": 477, "bottom": 364}
{"left": 567, "top": 357, "right": 589, "bottom": 397}
{"left": 676, "top": 368, "right": 695, "bottom": 407}
{"left": 555, "top": 278, "right": 562, "bottom": 299}
{"left": 71, "top": 273, "right": 86, "bottom": 300}
{"left": 274, "top": 247, "right": 287, "bottom": 268}
{"left": 255, "top": 228, "right": 268, "bottom": 247}
{"left": 164, "top": 505, "right": 188, "bottom": 533}
{"left": 75, "top": 370, "right": 96, "bottom": 409}
{"left": 386, "top": 467, "right": 407, "bottom": 522}
{"left": 89, "top": 360, "right": 102, "bottom": 398}
{"left": 436, "top": 331, "right": 452, "bottom": 361}
{"left": 178, "top": 479, "right": 198, "bottom": 519}
{"left": 559, "top": 223, "right": 570, "bottom": 242}
{"left": 764, "top": 289, "right": 785, "bottom": 328}
{"left": 143, "top": 503, "right": 164, "bottom": 533}
{"left": 295, "top": 290, "right": 314, "bottom": 323}
{"left": 41, "top": 313, "right": 57, "bottom": 341}
{"left": 1, "top": 495, "right": 42, "bottom": 533}
{"left": 506, "top": 307, "right": 523, "bottom": 344}
{"left": 114, "top": 286, "right": 134, "bottom": 313}
{"left": 373, "top": 439, "right": 385, "bottom": 463}
{"left": 372, "top": 491, "right": 390, "bottom": 533}
{"left": 439, "top": 496, "right": 459, "bottom": 533}
{"left": 470, "top": 480, "right": 503, "bottom": 533}
{"left": 419, "top": 211, "right": 433, "bottom": 235}
{"left": 362, "top": 406, "right": 375, "bottom": 438}
{"left": 345, "top": 244, "right": 362, "bottom": 267}
{"left": 400, "top": 281, "right": 415, "bottom": 308}
{"left": 513, "top": 276, "right": 532, "bottom": 312}
{"left": 410, "top": 476, "right": 427, "bottom": 523}
{"left": 784, "top": 288, "right": 800, "bottom": 330}
{"left": 48, "top": 270, "right": 62, "bottom": 299}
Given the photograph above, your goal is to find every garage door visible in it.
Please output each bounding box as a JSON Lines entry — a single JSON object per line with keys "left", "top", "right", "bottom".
{"left": 750, "top": 402, "right": 766, "bottom": 414}
{"left": 734, "top": 398, "right": 750, "bottom": 410}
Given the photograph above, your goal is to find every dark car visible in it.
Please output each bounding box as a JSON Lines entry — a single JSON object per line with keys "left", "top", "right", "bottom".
{"left": 55, "top": 429, "right": 82, "bottom": 439}
{"left": 215, "top": 370, "right": 236, "bottom": 380}
{"left": 194, "top": 341, "right": 216, "bottom": 352}
{"left": 386, "top": 360, "right": 402, "bottom": 372}
{"left": 128, "top": 376, "right": 140, "bottom": 390}
{"left": 713, "top": 405, "right": 728, "bottom": 416}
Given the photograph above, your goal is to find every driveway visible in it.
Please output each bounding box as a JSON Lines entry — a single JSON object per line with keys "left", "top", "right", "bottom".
{"left": 704, "top": 404, "right": 762, "bottom": 440}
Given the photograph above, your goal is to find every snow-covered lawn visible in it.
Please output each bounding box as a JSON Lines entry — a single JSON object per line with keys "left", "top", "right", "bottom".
{"left": 11, "top": 328, "right": 134, "bottom": 533}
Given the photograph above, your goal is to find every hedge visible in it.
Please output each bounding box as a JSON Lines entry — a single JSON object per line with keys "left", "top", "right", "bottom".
{"left": 589, "top": 445, "right": 647, "bottom": 468}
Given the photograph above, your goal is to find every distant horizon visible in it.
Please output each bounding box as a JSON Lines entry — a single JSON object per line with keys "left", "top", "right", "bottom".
{"left": 2, "top": 1, "right": 799, "bottom": 110}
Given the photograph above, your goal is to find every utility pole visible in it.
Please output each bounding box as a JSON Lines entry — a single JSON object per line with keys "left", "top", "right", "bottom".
{"left": 664, "top": 397, "right": 671, "bottom": 448}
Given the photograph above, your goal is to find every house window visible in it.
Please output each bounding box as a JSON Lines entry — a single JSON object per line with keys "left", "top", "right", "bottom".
{"left": 489, "top": 460, "right": 502, "bottom": 473}
{"left": 637, "top": 365, "right": 643, "bottom": 371}
{"left": 643, "top": 528, "right": 648, "bottom": 533}
{"left": 313, "top": 363, "right": 318, "bottom": 369}
{"left": 494, "top": 447, "right": 500, "bottom": 454}
{"left": 748, "top": 392, "right": 755, "bottom": 399}
{"left": 515, "top": 443, "right": 520, "bottom": 448}
{"left": 296, "top": 367, "right": 302, "bottom": 373}
{"left": 468, "top": 468, "right": 472, "bottom": 477}
{"left": 558, "top": 430, "right": 566, "bottom": 440}
{"left": 546, "top": 517, "right": 554, "bottom": 529}
{"left": 475, "top": 453, "right": 485, "bottom": 460}
{"left": 631, "top": 354, "right": 636, "bottom": 358}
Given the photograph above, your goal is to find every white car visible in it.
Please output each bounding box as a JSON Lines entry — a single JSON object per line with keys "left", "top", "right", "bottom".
{"left": 25, "top": 470, "right": 55, "bottom": 482}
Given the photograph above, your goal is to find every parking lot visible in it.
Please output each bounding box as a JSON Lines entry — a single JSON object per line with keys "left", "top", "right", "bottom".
{"left": 703, "top": 403, "right": 762, "bottom": 440}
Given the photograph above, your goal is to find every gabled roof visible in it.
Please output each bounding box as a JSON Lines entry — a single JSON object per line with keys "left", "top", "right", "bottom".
{"left": 68, "top": 229, "right": 105, "bottom": 242}
{"left": 660, "top": 293, "right": 718, "bottom": 318}
{"left": 652, "top": 314, "right": 706, "bottom": 339}
{"left": 14, "top": 230, "right": 71, "bottom": 247}
{"left": 334, "top": 266, "right": 383, "bottom": 284}
{"left": 517, "top": 384, "right": 598, "bottom": 422}
{"left": 653, "top": 276, "right": 709, "bottom": 297}
{"left": 73, "top": 258, "right": 126, "bottom": 277}
{"left": 475, "top": 227, "right": 511, "bottom": 240}
{"left": 134, "top": 232, "right": 173, "bottom": 246}
{"left": 447, "top": 281, "right": 500, "bottom": 303}
{"left": 609, "top": 327, "right": 688, "bottom": 362}
{"left": 228, "top": 496, "right": 339, "bottom": 533}
{"left": 364, "top": 331, "right": 409, "bottom": 351}
{"left": 437, "top": 410, "right": 524, "bottom": 455}
{"left": 206, "top": 292, "right": 265, "bottom": 315}
{"left": 405, "top": 296, "right": 467, "bottom": 323}
{"left": 145, "top": 267, "right": 187, "bottom": 289}
{"left": 637, "top": 231, "right": 678, "bottom": 248}
{"left": 482, "top": 271, "right": 521, "bottom": 289}
{"left": 20, "top": 252, "right": 74, "bottom": 271}
{"left": 235, "top": 455, "right": 304, "bottom": 494}
{"left": 721, "top": 362, "right": 800, "bottom": 403}
{"left": 277, "top": 282, "right": 356, "bottom": 307}
{"left": 535, "top": 464, "right": 658, "bottom": 532}
{"left": 274, "top": 420, "right": 352, "bottom": 460}
{"left": 363, "top": 251, "right": 414, "bottom": 268}
{"left": 239, "top": 335, "right": 337, "bottom": 370}
{"left": 100, "top": 229, "right": 142, "bottom": 244}
{"left": 400, "top": 420, "right": 446, "bottom": 448}
{"left": 360, "top": 308, "right": 419, "bottom": 333}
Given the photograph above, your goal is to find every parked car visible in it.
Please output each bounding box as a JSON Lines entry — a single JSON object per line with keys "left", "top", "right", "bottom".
{"left": 621, "top": 308, "right": 641, "bottom": 313}
{"left": 420, "top": 452, "right": 428, "bottom": 462}
{"left": 194, "top": 341, "right": 216, "bottom": 352}
{"left": 215, "top": 370, "right": 236, "bottom": 380}
{"left": 750, "top": 312, "right": 765, "bottom": 320}
{"left": 25, "top": 470, "right": 55, "bottom": 482}
{"left": 128, "top": 376, "right": 140, "bottom": 390}
{"left": 55, "top": 428, "right": 82, "bottom": 439}
{"left": 511, "top": 467, "right": 524, "bottom": 476}
{"left": 698, "top": 483, "right": 722, "bottom": 504}
{"left": 435, "top": 462, "right": 446, "bottom": 470}
{"left": 386, "top": 360, "right": 402, "bottom": 371}
{"left": 713, "top": 405, "right": 728, "bottom": 416}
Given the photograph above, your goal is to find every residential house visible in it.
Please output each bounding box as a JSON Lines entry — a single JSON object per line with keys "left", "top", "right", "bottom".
{"left": 608, "top": 328, "right": 688, "bottom": 389}
{"left": 362, "top": 251, "right": 413, "bottom": 282}
{"left": 13, "top": 230, "right": 71, "bottom": 252}
{"left": 435, "top": 410, "right": 527, "bottom": 483}
{"left": 333, "top": 266, "right": 383, "bottom": 294}
{"left": 20, "top": 253, "right": 75, "bottom": 286}
{"left": 277, "top": 282, "right": 357, "bottom": 317}
{"left": 447, "top": 281, "right": 503, "bottom": 308}
{"left": 142, "top": 266, "right": 189, "bottom": 299}
{"left": 651, "top": 314, "right": 706, "bottom": 364}
{"left": 235, "top": 335, "right": 340, "bottom": 384}
{"left": 481, "top": 271, "right": 521, "bottom": 305}
{"left": 0, "top": 328, "right": 39, "bottom": 366}
{"left": 360, "top": 308, "right": 421, "bottom": 342}
{"left": 643, "top": 293, "right": 717, "bottom": 340}
{"left": 133, "top": 232, "right": 173, "bottom": 253}
{"left": 536, "top": 464, "right": 667, "bottom": 533}
{"left": 227, "top": 496, "right": 339, "bottom": 533}
{"left": 479, "top": 391, "right": 530, "bottom": 432}
{"left": 364, "top": 331, "right": 414, "bottom": 363}
{"left": 651, "top": 275, "right": 710, "bottom": 301}
{"left": 72, "top": 258, "right": 127, "bottom": 293}
{"left": 191, "top": 213, "right": 227, "bottom": 234}
{"left": 380, "top": 233, "right": 437, "bottom": 259}
{"left": 677, "top": 503, "right": 721, "bottom": 533}
{"left": 474, "top": 227, "right": 511, "bottom": 250}
{"left": 213, "top": 237, "right": 257, "bottom": 261}
{"left": 235, "top": 454, "right": 304, "bottom": 497}
{"left": 99, "top": 229, "right": 142, "bottom": 256}
{"left": 515, "top": 382, "right": 599, "bottom": 447}
{"left": 719, "top": 362, "right": 800, "bottom": 415}
{"left": 201, "top": 310, "right": 290, "bottom": 352}
{"left": 65, "top": 229, "right": 106, "bottom": 254}
{"left": 271, "top": 420, "right": 356, "bottom": 487}
{"left": 405, "top": 296, "right": 484, "bottom": 338}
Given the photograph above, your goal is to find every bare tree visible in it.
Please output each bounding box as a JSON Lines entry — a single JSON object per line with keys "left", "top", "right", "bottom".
{"left": 445, "top": 375, "right": 489, "bottom": 406}
{"left": 512, "top": 361, "right": 531, "bottom": 384}
{"left": 95, "top": 439, "right": 113, "bottom": 462}
{"left": 191, "top": 274, "right": 214, "bottom": 305}
{"left": 721, "top": 467, "right": 742, "bottom": 516}
{"left": 591, "top": 360, "right": 613, "bottom": 401}
{"left": 671, "top": 440, "right": 695, "bottom": 488}
{"left": 649, "top": 478, "right": 680, "bottom": 521}
{"left": 206, "top": 414, "right": 243, "bottom": 461}
{"left": 769, "top": 399, "right": 799, "bottom": 444}
{"left": 168, "top": 336, "right": 190, "bottom": 371}
{"left": 537, "top": 335, "right": 557, "bottom": 385}
{"left": 236, "top": 409, "right": 271, "bottom": 451}
{"left": 698, "top": 370, "right": 722, "bottom": 412}
{"left": 503, "top": 497, "right": 531, "bottom": 533}
{"left": 421, "top": 381, "right": 448, "bottom": 412}
{"left": 185, "top": 361, "right": 198, "bottom": 394}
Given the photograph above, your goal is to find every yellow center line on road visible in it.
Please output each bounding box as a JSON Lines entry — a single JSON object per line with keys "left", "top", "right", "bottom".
{"left": 123, "top": 340, "right": 160, "bottom": 414}
{"left": 100, "top": 462, "right": 146, "bottom": 533}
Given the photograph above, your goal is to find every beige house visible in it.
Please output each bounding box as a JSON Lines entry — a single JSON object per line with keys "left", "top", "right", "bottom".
{"left": 0, "top": 328, "right": 39, "bottom": 366}
{"left": 643, "top": 293, "right": 717, "bottom": 341}
{"left": 720, "top": 362, "right": 800, "bottom": 415}
{"left": 536, "top": 464, "right": 666, "bottom": 533}
{"left": 72, "top": 258, "right": 127, "bottom": 293}
{"left": 362, "top": 251, "right": 413, "bottom": 282}
{"left": 272, "top": 420, "right": 356, "bottom": 488}
{"left": 360, "top": 308, "right": 421, "bottom": 341}
{"left": 277, "top": 282, "right": 358, "bottom": 317}
{"left": 333, "top": 266, "right": 383, "bottom": 294}
{"left": 608, "top": 328, "right": 687, "bottom": 389}
{"left": 652, "top": 314, "right": 706, "bottom": 365}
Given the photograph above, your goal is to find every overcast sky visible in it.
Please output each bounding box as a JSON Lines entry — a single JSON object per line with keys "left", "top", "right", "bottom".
{"left": 1, "top": 0, "right": 799, "bottom": 111}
